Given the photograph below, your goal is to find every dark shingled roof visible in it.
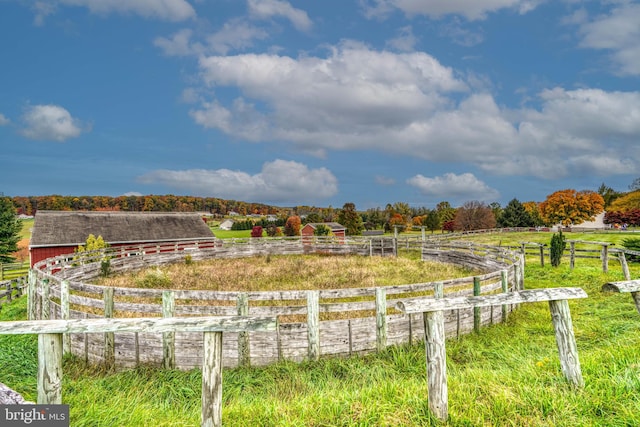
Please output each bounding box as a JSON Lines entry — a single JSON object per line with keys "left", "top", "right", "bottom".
{"left": 30, "top": 211, "right": 215, "bottom": 247}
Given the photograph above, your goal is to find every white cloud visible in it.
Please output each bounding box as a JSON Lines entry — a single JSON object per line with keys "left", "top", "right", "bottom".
{"left": 20, "top": 104, "right": 86, "bottom": 142}
{"left": 189, "top": 44, "right": 640, "bottom": 182}
{"left": 206, "top": 18, "right": 270, "bottom": 55}
{"left": 137, "top": 159, "right": 338, "bottom": 204}
{"left": 0, "top": 114, "right": 10, "bottom": 126}
{"left": 40, "top": 0, "right": 195, "bottom": 23}
{"left": 32, "top": 2, "right": 57, "bottom": 26}
{"left": 386, "top": 26, "right": 418, "bottom": 52}
{"left": 577, "top": 3, "right": 640, "bottom": 75}
{"left": 407, "top": 173, "right": 500, "bottom": 201}
{"left": 247, "top": 0, "right": 313, "bottom": 31}
{"left": 361, "top": 0, "right": 542, "bottom": 21}
{"left": 154, "top": 29, "right": 204, "bottom": 57}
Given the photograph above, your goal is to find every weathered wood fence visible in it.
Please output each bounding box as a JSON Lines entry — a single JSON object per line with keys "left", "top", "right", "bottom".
{"left": 396, "top": 287, "right": 588, "bottom": 421}
{"left": 28, "top": 239, "right": 523, "bottom": 369}
{"left": 0, "top": 276, "right": 26, "bottom": 310}
{"left": 0, "top": 262, "right": 29, "bottom": 280}
{"left": 0, "top": 316, "right": 277, "bottom": 427}
{"left": 602, "top": 280, "right": 640, "bottom": 315}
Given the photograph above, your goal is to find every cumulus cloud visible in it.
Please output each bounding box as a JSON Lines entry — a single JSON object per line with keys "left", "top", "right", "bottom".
{"left": 137, "top": 159, "right": 338, "bottom": 204}
{"left": 577, "top": 2, "right": 640, "bottom": 75}
{"left": 361, "top": 0, "right": 542, "bottom": 21}
{"left": 248, "top": 0, "right": 313, "bottom": 31}
{"left": 0, "top": 113, "right": 9, "bottom": 126}
{"left": 20, "top": 104, "right": 87, "bottom": 142}
{"left": 188, "top": 43, "right": 640, "bottom": 182}
{"left": 38, "top": 0, "right": 195, "bottom": 23}
{"left": 407, "top": 173, "right": 500, "bottom": 202}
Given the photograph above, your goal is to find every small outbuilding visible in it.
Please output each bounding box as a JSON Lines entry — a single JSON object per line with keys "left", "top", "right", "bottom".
{"left": 300, "top": 222, "right": 347, "bottom": 238}
{"left": 29, "top": 211, "right": 216, "bottom": 267}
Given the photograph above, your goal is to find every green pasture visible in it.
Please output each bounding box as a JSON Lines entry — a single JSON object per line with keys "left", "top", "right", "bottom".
{"left": 1, "top": 233, "right": 639, "bottom": 426}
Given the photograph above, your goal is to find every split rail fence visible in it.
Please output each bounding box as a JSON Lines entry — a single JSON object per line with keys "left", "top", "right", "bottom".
{"left": 0, "top": 315, "right": 277, "bottom": 427}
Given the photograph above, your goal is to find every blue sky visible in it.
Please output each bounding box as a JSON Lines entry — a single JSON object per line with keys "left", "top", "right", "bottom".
{"left": 1, "top": 0, "right": 639, "bottom": 209}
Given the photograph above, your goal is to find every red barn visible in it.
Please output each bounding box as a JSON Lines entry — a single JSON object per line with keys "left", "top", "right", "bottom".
{"left": 29, "top": 211, "right": 216, "bottom": 267}
{"left": 300, "top": 222, "right": 347, "bottom": 238}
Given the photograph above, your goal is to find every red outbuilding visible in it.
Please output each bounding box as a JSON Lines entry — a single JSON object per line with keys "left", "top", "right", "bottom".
{"left": 29, "top": 210, "right": 216, "bottom": 267}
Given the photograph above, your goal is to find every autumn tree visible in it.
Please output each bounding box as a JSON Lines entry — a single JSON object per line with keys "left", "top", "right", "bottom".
{"left": 251, "top": 226, "right": 263, "bottom": 238}
{"left": 539, "top": 189, "right": 605, "bottom": 226}
{"left": 498, "top": 198, "right": 535, "bottom": 228}
{"left": 0, "top": 197, "right": 21, "bottom": 263}
{"left": 436, "top": 201, "right": 456, "bottom": 223}
{"left": 609, "top": 191, "right": 640, "bottom": 212}
{"left": 284, "top": 216, "right": 301, "bottom": 236}
{"left": 453, "top": 201, "right": 496, "bottom": 231}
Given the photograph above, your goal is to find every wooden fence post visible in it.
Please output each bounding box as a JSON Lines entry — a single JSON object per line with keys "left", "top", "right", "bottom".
{"left": 548, "top": 299, "right": 584, "bottom": 387}
{"left": 375, "top": 287, "right": 387, "bottom": 352}
{"left": 307, "top": 290, "right": 320, "bottom": 361}
{"left": 41, "top": 279, "right": 50, "bottom": 320}
{"left": 473, "top": 277, "right": 481, "bottom": 332}
{"left": 501, "top": 270, "right": 509, "bottom": 322}
{"left": 423, "top": 310, "right": 447, "bottom": 421}
{"left": 569, "top": 242, "right": 576, "bottom": 270}
{"left": 103, "top": 287, "right": 115, "bottom": 368}
{"left": 237, "top": 292, "right": 250, "bottom": 367}
{"left": 539, "top": 245, "right": 545, "bottom": 267}
{"left": 619, "top": 252, "right": 631, "bottom": 281}
{"left": 37, "top": 333, "right": 63, "bottom": 404}
{"left": 27, "top": 270, "right": 34, "bottom": 320}
{"left": 201, "top": 331, "right": 223, "bottom": 427}
{"left": 601, "top": 244, "right": 609, "bottom": 274}
{"left": 61, "top": 280, "right": 71, "bottom": 355}
{"left": 162, "top": 290, "right": 176, "bottom": 369}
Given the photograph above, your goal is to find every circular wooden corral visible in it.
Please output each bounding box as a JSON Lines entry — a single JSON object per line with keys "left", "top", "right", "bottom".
{"left": 30, "top": 236, "right": 522, "bottom": 370}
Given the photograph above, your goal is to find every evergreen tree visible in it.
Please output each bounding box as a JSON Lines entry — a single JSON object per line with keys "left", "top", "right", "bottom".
{"left": 550, "top": 230, "right": 566, "bottom": 267}
{"left": 337, "top": 202, "right": 364, "bottom": 236}
{"left": 0, "top": 197, "right": 21, "bottom": 263}
{"left": 423, "top": 209, "right": 441, "bottom": 234}
{"left": 499, "top": 198, "right": 535, "bottom": 228}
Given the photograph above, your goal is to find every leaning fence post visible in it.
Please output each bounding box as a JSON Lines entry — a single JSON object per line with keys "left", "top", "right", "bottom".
{"left": 375, "top": 287, "right": 387, "bottom": 352}
{"left": 162, "top": 290, "right": 176, "bottom": 369}
{"left": 307, "top": 290, "right": 320, "bottom": 361}
{"left": 237, "top": 292, "right": 250, "bottom": 367}
{"left": 103, "top": 287, "right": 115, "bottom": 368}
{"left": 38, "top": 333, "right": 63, "bottom": 404}
{"left": 202, "top": 331, "right": 223, "bottom": 427}
{"left": 27, "top": 270, "right": 35, "bottom": 320}
{"left": 548, "top": 299, "right": 584, "bottom": 387}
{"left": 618, "top": 251, "right": 631, "bottom": 280}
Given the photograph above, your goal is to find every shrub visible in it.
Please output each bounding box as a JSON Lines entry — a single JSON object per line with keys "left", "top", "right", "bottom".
{"left": 184, "top": 254, "right": 193, "bottom": 265}
{"left": 251, "top": 226, "right": 263, "bottom": 238}
{"left": 622, "top": 238, "right": 640, "bottom": 262}
{"left": 550, "top": 230, "right": 566, "bottom": 267}
{"left": 136, "top": 269, "right": 172, "bottom": 288}
{"left": 99, "top": 259, "right": 111, "bottom": 278}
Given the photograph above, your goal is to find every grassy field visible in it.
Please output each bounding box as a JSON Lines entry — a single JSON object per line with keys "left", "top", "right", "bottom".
{"left": 1, "top": 233, "right": 639, "bottom": 426}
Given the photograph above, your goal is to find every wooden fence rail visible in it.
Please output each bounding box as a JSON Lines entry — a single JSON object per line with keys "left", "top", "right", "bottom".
{"left": 602, "top": 280, "right": 640, "bottom": 314}
{"left": 28, "top": 239, "right": 523, "bottom": 369}
{"left": 0, "top": 277, "right": 27, "bottom": 309}
{"left": 0, "top": 262, "right": 29, "bottom": 281}
{"left": 396, "top": 287, "right": 588, "bottom": 421}
{"left": 0, "top": 316, "right": 277, "bottom": 427}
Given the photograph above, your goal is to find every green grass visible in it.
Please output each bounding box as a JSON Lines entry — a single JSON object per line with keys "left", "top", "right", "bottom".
{"left": 1, "top": 239, "right": 640, "bottom": 426}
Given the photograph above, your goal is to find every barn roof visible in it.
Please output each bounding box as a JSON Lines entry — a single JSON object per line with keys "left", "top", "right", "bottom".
{"left": 304, "top": 222, "right": 346, "bottom": 231}
{"left": 30, "top": 211, "right": 215, "bottom": 248}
